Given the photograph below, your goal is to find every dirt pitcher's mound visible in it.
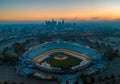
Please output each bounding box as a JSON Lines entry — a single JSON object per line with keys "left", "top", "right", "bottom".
{"left": 54, "top": 56, "right": 68, "bottom": 60}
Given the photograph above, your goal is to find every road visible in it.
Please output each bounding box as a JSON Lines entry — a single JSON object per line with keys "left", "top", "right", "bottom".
{"left": 0, "top": 36, "right": 57, "bottom": 84}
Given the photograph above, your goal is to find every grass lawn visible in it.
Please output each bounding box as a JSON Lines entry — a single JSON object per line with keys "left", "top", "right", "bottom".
{"left": 47, "top": 55, "right": 82, "bottom": 69}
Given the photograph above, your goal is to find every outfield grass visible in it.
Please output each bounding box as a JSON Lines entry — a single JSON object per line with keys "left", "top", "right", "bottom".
{"left": 47, "top": 56, "right": 82, "bottom": 69}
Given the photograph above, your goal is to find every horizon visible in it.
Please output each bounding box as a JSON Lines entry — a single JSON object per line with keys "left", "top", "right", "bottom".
{"left": 0, "top": 19, "right": 120, "bottom": 24}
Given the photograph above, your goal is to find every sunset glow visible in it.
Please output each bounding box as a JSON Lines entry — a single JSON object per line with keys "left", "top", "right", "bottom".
{"left": 0, "top": 0, "right": 120, "bottom": 21}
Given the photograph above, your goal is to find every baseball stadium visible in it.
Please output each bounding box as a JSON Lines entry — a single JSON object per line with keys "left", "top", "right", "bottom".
{"left": 16, "top": 40, "right": 106, "bottom": 82}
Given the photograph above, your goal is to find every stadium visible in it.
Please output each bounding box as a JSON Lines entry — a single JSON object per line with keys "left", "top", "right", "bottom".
{"left": 16, "top": 40, "right": 106, "bottom": 80}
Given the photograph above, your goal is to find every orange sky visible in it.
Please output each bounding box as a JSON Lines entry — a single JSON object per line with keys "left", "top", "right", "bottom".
{"left": 0, "top": 11, "right": 120, "bottom": 21}
{"left": 0, "top": 0, "right": 120, "bottom": 21}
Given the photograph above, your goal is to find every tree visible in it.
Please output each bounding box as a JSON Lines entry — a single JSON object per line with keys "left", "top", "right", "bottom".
{"left": 110, "top": 73, "right": 116, "bottom": 84}
{"left": 118, "top": 74, "right": 120, "bottom": 78}
{"left": 90, "top": 76, "right": 95, "bottom": 83}
{"left": 110, "top": 73, "right": 115, "bottom": 79}
{"left": 104, "top": 48, "right": 118, "bottom": 61}
{"left": 20, "top": 81, "right": 24, "bottom": 84}
{"left": 80, "top": 73, "right": 86, "bottom": 79}
{"left": 4, "top": 81, "right": 8, "bottom": 84}
{"left": 105, "top": 80, "right": 109, "bottom": 84}
{"left": 66, "top": 80, "right": 69, "bottom": 84}
{"left": 15, "top": 43, "right": 25, "bottom": 55}
{"left": 12, "top": 82, "right": 16, "bottom": 84}
{"left": 83, "top": 78, "right": 88, "bottom": 84}
{"left": 75, "top": 80, "right": 79, "bottom": 84}
{"left": 2, "top": 47, "right": 19, "bottom": 65}
{"left": 98, "top": 76, "right": 102, "bottom": 81}
{"left": 111, "top": 78, "right": 116, "bottom": 84}
{"left": 104, "top": 76, "right": 109, "bottom": 80}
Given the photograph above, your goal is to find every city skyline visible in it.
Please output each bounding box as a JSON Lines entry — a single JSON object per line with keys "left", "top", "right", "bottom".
{"left": 0, "top": 0, "right": 120, "bottom": 21}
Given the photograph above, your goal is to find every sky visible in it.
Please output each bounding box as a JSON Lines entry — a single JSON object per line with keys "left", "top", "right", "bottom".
{"left": 0, "top": 0, "right": 120, "bottom": 21}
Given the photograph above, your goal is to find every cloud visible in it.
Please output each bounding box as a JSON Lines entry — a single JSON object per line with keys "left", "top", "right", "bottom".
{"left": 115, "top": 18, "right": 120, "bottom": 21}
{"left": 91, "top": 17, "right": 99, "bottom": 20}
